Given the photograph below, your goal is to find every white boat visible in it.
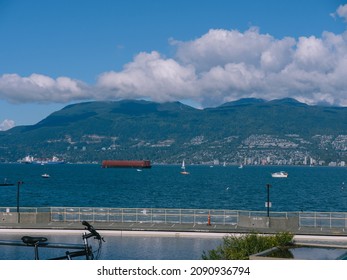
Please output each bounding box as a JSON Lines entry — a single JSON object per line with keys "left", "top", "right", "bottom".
{"left": 271, "top": 171, "right": 288, "bottom": 178}
{"left": 41, "top": 173, "right": 50, "bottom": 178}
{"left": 180, "top": 160, "right": 189, "bottom": 175}
{"left": 36, "top": 156, "right": 65, "bottom": 165}
{"left": 238, "top": 163, "right": 243, "bottom": 169}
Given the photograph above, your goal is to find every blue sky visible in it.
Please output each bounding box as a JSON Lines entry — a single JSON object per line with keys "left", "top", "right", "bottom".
{"left": 1, "top": 0, "right": 347, "bottom": 129}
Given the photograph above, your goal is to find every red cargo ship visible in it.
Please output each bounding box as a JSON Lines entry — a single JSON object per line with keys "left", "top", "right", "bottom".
{"left": 101, "top": 160, "right": 151, "bottom": 168}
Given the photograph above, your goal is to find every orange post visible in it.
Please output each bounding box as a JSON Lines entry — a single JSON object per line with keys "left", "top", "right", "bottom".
{"left": 207, "top": 213, "right": 211, "bottom": 226}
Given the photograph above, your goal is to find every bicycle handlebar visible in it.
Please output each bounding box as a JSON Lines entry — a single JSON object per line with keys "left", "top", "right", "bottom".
{"left": 82, "top": 221, "right": 104, "bottom": 241}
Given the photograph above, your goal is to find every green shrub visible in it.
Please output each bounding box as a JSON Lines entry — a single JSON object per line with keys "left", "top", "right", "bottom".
{"left": 202, "top": 231, "right": 294, "bottom": 260}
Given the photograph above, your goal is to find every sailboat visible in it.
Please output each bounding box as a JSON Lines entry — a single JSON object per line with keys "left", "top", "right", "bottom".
{"left": 180, "top": 160, "right": 189, "bottom": 175}
{"left": 0, "top": 178, "right": 14, "bottom": 186}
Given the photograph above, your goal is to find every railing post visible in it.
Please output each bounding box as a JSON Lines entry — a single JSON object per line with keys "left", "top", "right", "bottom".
{"left": 330, "top": 212, "right": 332, "bottom": 228}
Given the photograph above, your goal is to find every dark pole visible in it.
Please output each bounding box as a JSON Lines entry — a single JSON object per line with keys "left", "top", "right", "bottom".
{"left": 17, "top": 181, "right": 24, "bottom": 223}
{"left": 266, "top": 184, "right": 271, "bottom": 218}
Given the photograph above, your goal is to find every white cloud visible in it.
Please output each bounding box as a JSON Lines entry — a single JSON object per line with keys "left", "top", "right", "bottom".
{"left": 0, "top": 119, "right": 15, "bottom": 131}
{"left": 260, "top": 37, "right": 295, "bottom": 72}
{"left": 97, "top": 51, "right": 197, "bottom": 102}
{"left": 293, "top": 35, "right": 334, "bottom": 71}
{"left": 96, "top": 27, "right": 347, "bottom": 107}
{"left": 172, "top": 27, "right": 275, "bottom": 72}
{"left": 1, "top": 22, "right": 347, "bottom": 108}
{"left": 0, "top": 73, "right": 90, "bottom": 103}
{"left": 337, "top": 4, "right": 347, "bottom": 22}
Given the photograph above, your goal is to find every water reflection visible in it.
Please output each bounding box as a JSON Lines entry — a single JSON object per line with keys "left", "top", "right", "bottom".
{"left": 0, "top": 231, "right": 222, "bottom": 260}
{"left": 259, "top": 245, "right": 347, "bottom": 260}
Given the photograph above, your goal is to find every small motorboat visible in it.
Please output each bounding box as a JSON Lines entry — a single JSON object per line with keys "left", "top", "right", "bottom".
{"left": 271, "top": 171, "right": 288, "bottom": 178}
{"left": 41, "top": 173, "right": 50, "bottom": 178}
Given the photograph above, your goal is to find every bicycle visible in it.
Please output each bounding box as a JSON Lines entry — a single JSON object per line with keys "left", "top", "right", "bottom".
{"left": 0, "top": 221, "right": 105, "bottom": 260}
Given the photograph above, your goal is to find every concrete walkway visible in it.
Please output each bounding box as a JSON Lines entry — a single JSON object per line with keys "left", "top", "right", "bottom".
{"left": 1, "top": 221, "right": 347, "bottom": 237}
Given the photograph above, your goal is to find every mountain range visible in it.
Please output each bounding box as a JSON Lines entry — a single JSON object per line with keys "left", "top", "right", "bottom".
{"left": 1, "top": 98, "right": 347, "bottom": 165}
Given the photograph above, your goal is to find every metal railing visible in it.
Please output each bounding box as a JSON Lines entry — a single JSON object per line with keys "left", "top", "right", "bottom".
{"left": 50, "top": 207, "right": 240, "bottom": 225}
{"left": 1, "top": 207, "right": 347, "bottom": 229}
{"left": 0, "top": 207, "right": 43, "bottom": 213}
{"left": 49, "top": 207, "right": 347, "bottom": 229}
{"left": 299, "top": 212, "right": 347, "bottom": 228}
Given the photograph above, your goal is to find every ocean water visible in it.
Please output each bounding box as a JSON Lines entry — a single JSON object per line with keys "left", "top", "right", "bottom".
{"left": 1, "top": 164, "right": 347, "bottom": 212}
{"left": 1, "top": 163, "right": 347, "bottom": 260}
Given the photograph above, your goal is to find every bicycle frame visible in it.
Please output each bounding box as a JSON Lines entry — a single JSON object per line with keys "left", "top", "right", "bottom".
{"left": 49, "top": 231, "right": 96, "bottom": 260}
{"left": 0, "top": 221, "right": 104, "bottom": 260}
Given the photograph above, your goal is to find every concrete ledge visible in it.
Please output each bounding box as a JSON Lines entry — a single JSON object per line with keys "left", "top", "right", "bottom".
{"left": 1, "top": 221, "right": 347, "bottom": 237}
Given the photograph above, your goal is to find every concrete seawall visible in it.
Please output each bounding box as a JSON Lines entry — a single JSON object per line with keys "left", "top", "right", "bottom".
{"left": 1, "top": 212, "right": 50, "bottom": 224}
{"left": 1, "top": 211, "right": 346, "bottom": 236}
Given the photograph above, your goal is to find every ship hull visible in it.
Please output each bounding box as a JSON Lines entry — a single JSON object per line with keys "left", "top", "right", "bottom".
{"left": 101, "top": 160, "right": 151, "bottom": 168}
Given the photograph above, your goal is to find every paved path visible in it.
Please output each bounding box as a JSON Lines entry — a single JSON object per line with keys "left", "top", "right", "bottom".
{"left": 1, "top": 221, "right": 347, "bottom": 237}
